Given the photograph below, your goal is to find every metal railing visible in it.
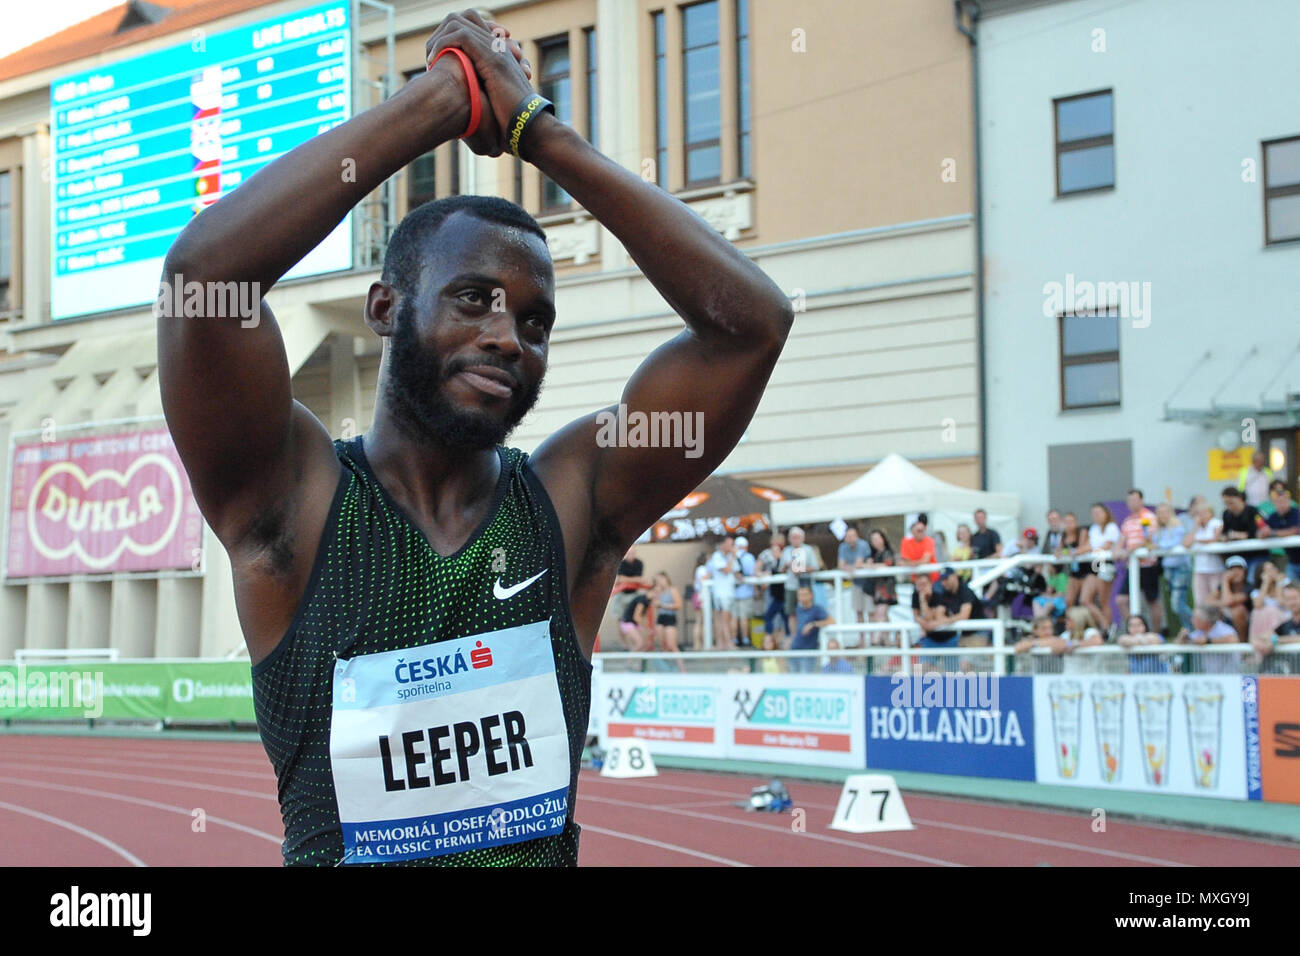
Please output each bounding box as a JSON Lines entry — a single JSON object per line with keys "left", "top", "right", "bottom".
{"left": 684, "top": 533, "right": 1300, "bottom": 653}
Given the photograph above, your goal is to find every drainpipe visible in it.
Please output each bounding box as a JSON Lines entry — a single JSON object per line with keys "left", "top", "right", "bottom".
{"left": 955, "top": 0, "right": 987, "bottom": 490}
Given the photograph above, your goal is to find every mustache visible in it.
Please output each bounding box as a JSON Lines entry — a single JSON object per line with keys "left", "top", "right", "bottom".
{"left": 441, "top": 355, "right": 521, "bottom": 388}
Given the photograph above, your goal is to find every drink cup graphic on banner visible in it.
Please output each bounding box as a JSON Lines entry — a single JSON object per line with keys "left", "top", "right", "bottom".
{"left": 1048, "top": 680, "right": 1082, "bottom": 779}
{"left": 1183, "top": 680, "right": 1224, "bottom": 790}
{"left": 1134, "top": 680, "right": 1173, "bottom": 786}
{"left": 1090, "top": 679, "right": 1125, "bottom": 783}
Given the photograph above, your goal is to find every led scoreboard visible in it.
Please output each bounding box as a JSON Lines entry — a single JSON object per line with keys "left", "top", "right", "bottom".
{"left": 49, "top": 2, "right": 352, "bottom": 320}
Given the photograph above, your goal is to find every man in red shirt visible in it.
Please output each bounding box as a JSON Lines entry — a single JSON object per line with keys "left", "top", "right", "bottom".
{"left": 1117, "top": 488, "right": 1162, "bottom": 633}
{"left": 899, "top": 514, "right": 938, "bottom": 582}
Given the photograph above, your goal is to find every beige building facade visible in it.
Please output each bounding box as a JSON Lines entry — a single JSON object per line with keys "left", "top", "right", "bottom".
{"left": 0, "top": 0, "right": 977, "bottom": 656}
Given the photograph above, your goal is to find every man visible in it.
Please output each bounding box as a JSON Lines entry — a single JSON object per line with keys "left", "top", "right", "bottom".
{"left": 838, "top": 524, "right": 873, "bottom": 626}
{"left": 970, "top": 509, "right": 1002, "bottom": 560}
{"left": 707, "top": 536, "right": 739, "bottom": 649}
{"left": 732, "top": 536, "right": 758, "bottom": 647}
{"left": 1260, "top": 480, "right": 1300, "bottom": 581}
{"left": 1202, "top": 555, "right": 1252, "bottom": 640}
{"left": 821, "top": 638, "right": 853, "bottom": 674}
{"left": 933, "top": 567, "right": 986, "bottom": 660}
{"left": 156, "top": 11, "right": 791, "bottom": 867}
{"left": 791, "top": 586, "right": 834, "bottom": 674}
{"left": 756, "top": 533, "right": 787, "bottom": 639}
{"left": 1116, "top": 488, "right": 1162, "bottom": 633}
{"left": 1220, "top": 486, "right": 1264, "bottom": 570}
{"left": 1238, "top": 449, "right": 1274, "bottom": 507}
{"left": 1177, "top": 606, "right": 1244, "bottom": 675}
{"left": 779, "top": 526, "right": 822, "bottom": 634}
{"left": 611, "top": 545, "right": 646, "bottom": 623}
{"left": 899, "top": 515, "right": 938, "bottom": 582}
{"left": 1041, "top": 509, "right": 1065, "bottom": 555}
{"left": 1252, "top": 582, "right": 1300, "bottom": 670}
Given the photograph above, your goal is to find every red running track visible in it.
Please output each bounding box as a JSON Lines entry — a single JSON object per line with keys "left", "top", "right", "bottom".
{"left": 1, "top": 734, "right": 1297, "bottom": 867}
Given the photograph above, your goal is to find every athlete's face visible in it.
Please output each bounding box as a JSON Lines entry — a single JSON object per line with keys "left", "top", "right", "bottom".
{"left": 385, "top": 213, "right": 554, "bottom": 450}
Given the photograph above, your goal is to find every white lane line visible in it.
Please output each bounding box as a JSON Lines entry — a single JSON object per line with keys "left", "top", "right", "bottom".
{"left": 0, "top": 799, "right": 148, "bottom": 867}
{"left": 580, "top": 793, "right": 964, "bottom": 867}
{"left": 14, "top": 754, "right": 272, "bottom": 780}
{"left": 582, "top": 775, "right": 1230, "bottom": 864}
{"left": 3, "top": 777, "right": 282, "bottom": 845}
{"left": 579, "top": 824, "right": 750, "bottom": 867}
{"left": 0, "top": 761, "right": 276, "bottom": 801}
{"left": 0, "top": 746, "right": 272, "bottom": 769}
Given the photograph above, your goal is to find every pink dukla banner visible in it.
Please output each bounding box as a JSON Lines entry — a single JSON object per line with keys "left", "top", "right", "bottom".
{"left": 5, "top": 428, "right": 203, "bottom": 577}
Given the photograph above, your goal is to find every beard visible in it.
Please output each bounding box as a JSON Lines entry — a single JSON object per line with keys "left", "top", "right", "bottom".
{"left": 384, "top": 300, "right": 542, "bottom": 452}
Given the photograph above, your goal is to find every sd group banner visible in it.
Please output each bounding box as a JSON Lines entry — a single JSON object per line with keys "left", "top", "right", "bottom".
{"left": 729, "top": 674, "right": 864, "bottom": 767}
{"left": 5, "top": 427, "right": 203, "bottom": 577}
{"left": 865, "top": 674, "right": 1036, "bottom": 780}
{"left": 1033, "top": 674, "right": 1249, "bottom": 799}
{"left": 0, "top": 660, "right": 254, "bottom": 722}
{"left": 592, "top": 672, "right": 865, "bottom": 768}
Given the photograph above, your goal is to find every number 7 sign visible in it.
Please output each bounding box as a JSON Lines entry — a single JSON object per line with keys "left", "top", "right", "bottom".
{"left": 830, "top": 774, "right": 913, "bottom": 832}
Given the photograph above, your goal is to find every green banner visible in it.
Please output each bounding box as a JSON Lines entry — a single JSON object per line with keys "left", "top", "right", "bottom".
{"left": 0, "top": 661, "right": 255, "bottom": 722}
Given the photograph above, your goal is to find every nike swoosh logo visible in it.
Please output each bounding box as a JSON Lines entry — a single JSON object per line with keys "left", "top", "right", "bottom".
{"left": 493, "top": 569, "right": 549, "bottom": 600}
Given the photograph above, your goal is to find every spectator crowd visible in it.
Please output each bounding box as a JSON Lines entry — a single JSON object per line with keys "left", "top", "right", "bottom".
{"left": 607, "top": 450, "right": 1300, "bottom": 673}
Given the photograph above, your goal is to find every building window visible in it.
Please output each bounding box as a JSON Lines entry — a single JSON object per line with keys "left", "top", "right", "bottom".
{"left": 653, "top": 11, "right": 667, "bottom": 188}
{"left": 736, "top": 0, "right": 750, "bottom": 179}
{"left": 449, "top": 139, "right": 460, "bottom": 197}
{"left": 513, "top": 157, "right": 523, "bottom": 206}
{"left": 1054, "top": 90, "right": 1114, "bottom": 196}
{"left": 1059, "top": 313, "right": 1120, "bottom": 410}
{"left": 585, "top": 27, "right": 598, "bottom": 148}
{"left": 682, "top": 0, "right": 721, "bottom": 185}
{"left": 1264, "top": 135, "right": 1300, "bottom": 245}
{"left": 402, "top": 68, "right": 437, "bottom": 212}
{"left": 538, "top": 35, "right": 572, "bottom": 210}
{"left": 0, "top": 170, "right": 11, "bottom": 312}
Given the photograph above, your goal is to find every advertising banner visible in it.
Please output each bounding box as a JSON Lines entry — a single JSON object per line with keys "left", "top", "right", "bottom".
{"left": 0, "top": 660, "right": 254, "bottom": 722}
{"left": 5, "top": 428, "right": 204, "bottom": 577}
{"left": 865, "top": 674, "right": 1036, "bottom": 780}
{"left": 591, "top": 672, "right": 865, "bottom": 767}
{"left": 729, "top": 674, "right": 865, "bottom": 768}
{"left": 595, "top": 672, "right": 726, "bottom": 756}
{"left": 1033, "top": 674, "right": 1248, "bottom": 799}
{"left": 1256, "top": 677, "right": 1300, "bottom": 804}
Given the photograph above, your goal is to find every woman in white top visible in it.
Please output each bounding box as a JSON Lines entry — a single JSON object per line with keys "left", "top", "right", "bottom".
{"left": 1080, "top": 502, "right": 1121, "bottom": 631}
{"left": 1184, "top": 502, "right": 1224, "bottom": 612}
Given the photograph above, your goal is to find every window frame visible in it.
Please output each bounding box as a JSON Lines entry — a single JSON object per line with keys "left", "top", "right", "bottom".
{"left": 537, "top": 33, "right": 574, "bottom": 212}
{"left": 1058, "top": 311, "right": 1121, "bottom": 411}
{"left": 1053, "top": 88, "right": 1115, "bottom": 198}
{"left": 680, "top": 0, "right": 722, "bottom": 188}
{"left": 652, "top": 10, "right": 668, "bottom": 188}
{"left": 1263, "top": 134, "right": 1300, "bottom": 246}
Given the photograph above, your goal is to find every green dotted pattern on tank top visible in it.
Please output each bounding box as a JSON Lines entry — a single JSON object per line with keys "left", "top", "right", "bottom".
{"left": 251, "top": 437, "right": 592, "bottom": 866}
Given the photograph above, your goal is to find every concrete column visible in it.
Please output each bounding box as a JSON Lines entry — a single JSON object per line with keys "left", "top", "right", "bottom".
{"left": 595, "top": 0, "right": 642, "bottom": 270}
{"left": 66, "top": 579, "right": 111, "bottom": 649}
{"left": 23, "top": 581, "right": 68, "bottom": 650}
{"left": 156, "top": 576, "right": 202, "bottom": 658}
{"left": 0, "top": 584, "right": 26, "bottom": 657}
{"left": 329, "top": 333, "right": 361, "bottom": 439}
{"left": 198, "top": 525, "right": 241, "bottom": 658}
{"left": 21, "top": 127, "right": 49, "bottom": 325}
{"left": 110, "top": 578, "right": 156, "bottom": 658}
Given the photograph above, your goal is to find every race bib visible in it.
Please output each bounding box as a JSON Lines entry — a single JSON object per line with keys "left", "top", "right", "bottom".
{"left": 330, "top": 618, "right": 570, "bottom": 864}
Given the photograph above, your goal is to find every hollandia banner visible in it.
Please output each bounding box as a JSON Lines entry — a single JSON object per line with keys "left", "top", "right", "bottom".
{"left": 0, "top": 660, "right": 254, "bottom": 721}
{"left": 5, "top": 427, "right": 204, "bottom": 577}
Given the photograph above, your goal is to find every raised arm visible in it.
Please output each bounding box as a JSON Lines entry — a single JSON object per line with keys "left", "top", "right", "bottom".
{"left": 451, "top": 36, "right": 791, "bottom": 550}
{"left": 157, "top": 15, "right": 516, "bottom": 547}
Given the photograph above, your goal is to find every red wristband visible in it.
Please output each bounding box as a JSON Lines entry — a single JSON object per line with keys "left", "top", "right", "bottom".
{"left": 427, "top": 46, "right": 482, "bottom": 139}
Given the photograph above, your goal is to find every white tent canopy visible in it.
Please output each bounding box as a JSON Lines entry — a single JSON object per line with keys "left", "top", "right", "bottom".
{"left": 769, "top": 454, "right": 1021, "bottom": 546}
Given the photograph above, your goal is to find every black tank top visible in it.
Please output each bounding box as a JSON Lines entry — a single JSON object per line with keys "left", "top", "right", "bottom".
{"left": 251, "top": 436, "right": 591, "bottom": 866}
